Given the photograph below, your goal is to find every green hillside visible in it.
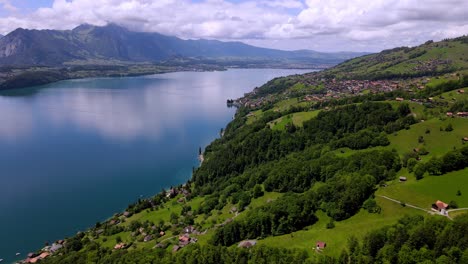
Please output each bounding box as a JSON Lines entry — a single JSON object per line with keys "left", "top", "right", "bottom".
{"left": 36, "top": 37, "right": 468, "bottom": 264}
{"left": 324, "top": 36, "right": 468, "bottom": 80}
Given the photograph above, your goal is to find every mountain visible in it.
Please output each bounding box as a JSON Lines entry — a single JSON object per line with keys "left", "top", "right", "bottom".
{"left": 0, "top": 23, "right": 367, "bottom": 66}
{"left": 322, "top": 36, "right": 468, "bottom": 80}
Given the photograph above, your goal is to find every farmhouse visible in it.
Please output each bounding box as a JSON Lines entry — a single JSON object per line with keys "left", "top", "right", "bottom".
{"left": 172, "top": 245, "right": 180, "bottom": 252}
{"left": 316, "top": 241, "right": 327, "bottom": 250}
{"left": 432, "top": 200, "right": 449, "bottom": 215}
{"left": 114, "top": 243, "right": 126, "bottom": 250}
{"left": 399, "top": 176, "right": 407, "bottom": 182}
{"left": 238, "top": 240, "right": 257, "bottom": 248}
{"left": 179, "top": 234, "right": 190, "bottom": 246}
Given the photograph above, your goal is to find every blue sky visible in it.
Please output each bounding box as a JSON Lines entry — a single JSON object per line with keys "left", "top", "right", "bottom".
{"left": 0, "top": 0, "right": 467, "bottom": 52}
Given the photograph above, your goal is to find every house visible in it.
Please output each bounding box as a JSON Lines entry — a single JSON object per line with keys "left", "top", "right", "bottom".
{"left": 179, "top": 235, "right": 190, "bottom": 246}
{"left": 395, "top": 97, "right": 404, "bottom": 101}
{"left": 458, "top": 89, "right": 465, "bottom": 94}
{"left": 159, "top": 231, "right": 165, "bottom": 236}
{"left": 123, "top": 211, "right": 131, "bottom": 217}
{"left": 316, "top": 241, "right": 327, "bottom": 250}
{"left": 166, "top": 188, "right": 178, "bottom": 198}
{"left": 172, "top": 245, "right": 181, "bottom": 252}
{"left": 399, "top": 176, "right": 407, "bottom": 182}
{"left": 114, "top": 243, "right": 126, "bottom": 250}
{"left": 50, "top": 243, "right": 63, "bottom": 253}
{"left": 155, "top": 243, "right": 166, "bottom": 249}
{"left": 457, "top": 112, "right": 468, "bottom": 117}
{"left": 143, "top": 235, "right": 153, "bottom": 242}
{"left": 432, "top": 200, "right": 449, "bottom": 215}
{"left": 446, "top": 112, "right": 454, "bottom": 117}
{"left": 463, "top": 137, "right": 468, "bottom": 142}
{"left": 184, "top": 226, "right": 195, "bottom": 234}
{"left": 238, "top": 240, "right": 257, "bottom": 248}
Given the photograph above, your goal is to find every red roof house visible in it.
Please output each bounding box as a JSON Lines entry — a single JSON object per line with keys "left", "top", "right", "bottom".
{"left": 434, "top": 200, "right": 449, "bottom": 211}
{"left": 316, "top": 241, "right": 327, "bottom": 249}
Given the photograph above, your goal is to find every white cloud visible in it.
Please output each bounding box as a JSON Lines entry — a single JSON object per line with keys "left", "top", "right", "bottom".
{"left": 0, "top": 0, "right": 17, "bottom": 12}
{"left": 0, "top": 0, "right": 467, "bottom": 52}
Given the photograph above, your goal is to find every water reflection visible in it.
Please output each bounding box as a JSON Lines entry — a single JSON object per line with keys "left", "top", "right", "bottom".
{"left": 0, "top": 71, "right": 249, "bottom": 141}
{"left": 0, "top": 97, "right": 33, "bottom": 140}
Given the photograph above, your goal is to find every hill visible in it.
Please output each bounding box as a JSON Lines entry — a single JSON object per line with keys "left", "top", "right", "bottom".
{"left": 23, "top": 36, "right": 468, "bottom": 264}
{"left": 0, "top": 23, "right": 366, "bottom": 67}
{"left": 323, "top": 36, "right": 468, "bottom": 80}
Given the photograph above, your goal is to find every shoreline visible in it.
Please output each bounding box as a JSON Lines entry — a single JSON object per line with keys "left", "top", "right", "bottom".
{"left": 0, "top": 64, "right": 326, "bottom": 93}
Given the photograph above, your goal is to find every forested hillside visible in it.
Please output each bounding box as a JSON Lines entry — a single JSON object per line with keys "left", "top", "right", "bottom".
{"left": 33, "top": 36, "right": 468, "bottom": 264}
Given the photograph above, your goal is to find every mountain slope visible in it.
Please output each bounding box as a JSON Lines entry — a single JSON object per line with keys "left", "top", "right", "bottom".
{"left": 323, "top": 36, "right": 468, "bottom": 79}
{"left": 0, "top": 23, "right": 367, "bottom": 66}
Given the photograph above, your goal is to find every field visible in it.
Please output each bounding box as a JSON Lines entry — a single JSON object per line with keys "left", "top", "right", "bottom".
{"left": 387, "top": 117, "right": 468, "bottom": 159}
{"left": 269, "top": 110, "right": 321, "bottom": 130}
{"left": 377, "top": 168, "right": 468, "bottom": 209}
{"left": 258, "top": 196, "right": 425, "bottom": 257}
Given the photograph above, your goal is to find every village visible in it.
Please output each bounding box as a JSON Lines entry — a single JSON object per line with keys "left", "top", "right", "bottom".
{"left": 235, "top": 73, "right": 465, "bottom": 112}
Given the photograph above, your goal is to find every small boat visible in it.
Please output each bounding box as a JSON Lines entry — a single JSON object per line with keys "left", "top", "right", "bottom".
{"left": 0, "top": 258, "right": 4, "bottom": 262}
{"left": 16, "top": 252, "right": 20, "bottom": 256}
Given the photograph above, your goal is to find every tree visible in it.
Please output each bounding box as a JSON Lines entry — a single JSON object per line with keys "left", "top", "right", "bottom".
{"left": 445, "top": 123, "right": 454, "bottom": 132}
{"left": 457, "top": 190, "right": 462, "bottom": 196}
{"left": 363, "top": 198, "right": 381, "bottom": 213}
{"left": 252, "top": 185, "right": 264, "bottom": 198}
{"left": 414, "top": 164, "right": 426, "bottom": 180}
{"left": 418, "top": 135, "right": 425, "bottom": 143}
{"left": 170, "top": 212, "right": 179, "bottom": 224}
{"left": 449, "top": 201, "right": 458, "bottom": 209}
{"left": 115, "top": 236, "right": 122, "bottom": 243}
{"left": 398, "top": 103, "right": 411, "bottom": 117}
{"left": 407, "top": 158, "right": 418, "bottom": 173}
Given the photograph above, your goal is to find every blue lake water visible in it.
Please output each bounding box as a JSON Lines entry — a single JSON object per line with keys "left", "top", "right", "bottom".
{"left": 0, "top": 68, "right": 311, "bottom": 262}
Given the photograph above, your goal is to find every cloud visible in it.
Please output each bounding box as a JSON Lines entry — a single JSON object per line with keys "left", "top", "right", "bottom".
{"left": 0, "top": 0, "right": 466, "bottom": 52}
{"left": 0, "top": 0, "right": 17, "bottom": 12}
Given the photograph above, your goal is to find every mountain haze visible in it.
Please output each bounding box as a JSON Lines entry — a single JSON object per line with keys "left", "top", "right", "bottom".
{"left": 0, "top": 24, "right": 367, "bottom": 66}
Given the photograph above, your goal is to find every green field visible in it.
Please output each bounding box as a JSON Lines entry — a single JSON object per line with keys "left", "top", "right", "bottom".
{"left": 258, "top": 196, "right": 424, "bottom": 257}
{"left": 388, "top": 117, "right": 468, "bottom": 159}
{"left": 269, "top": 110, "right": 321, "bottom": 130}
{"left": 377, "top": 168, "right": 468, "bottom": 209}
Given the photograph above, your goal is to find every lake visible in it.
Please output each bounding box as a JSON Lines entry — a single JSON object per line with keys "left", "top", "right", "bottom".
{"left": 0, "top": 68, "right": 311, "bottom": 262}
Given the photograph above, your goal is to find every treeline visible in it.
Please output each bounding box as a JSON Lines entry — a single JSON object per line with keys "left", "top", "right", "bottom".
{"left": 340, "top": 214, "right": 468, "bottom": 264}
{"left": 415, "top": 145, "right": 468, "bottom": 179}
{"left": 420, "top": 74, "right": 468, "bottom": 98}
{"left": 0, "top": 69, "right": 68, "bottom": 90}
{"left": 194, "top": 102, "right": 411, "bottom": 195}
{"left": 41, "top": 243, "right": 316, "bottom": 264}
{"left": 212, "top": 194, "right": 318, "bottom": 246}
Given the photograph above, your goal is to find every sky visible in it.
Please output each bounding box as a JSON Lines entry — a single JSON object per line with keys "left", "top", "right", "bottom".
{"left": 0, "top": 0, "right": 467, "bottom": 52}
